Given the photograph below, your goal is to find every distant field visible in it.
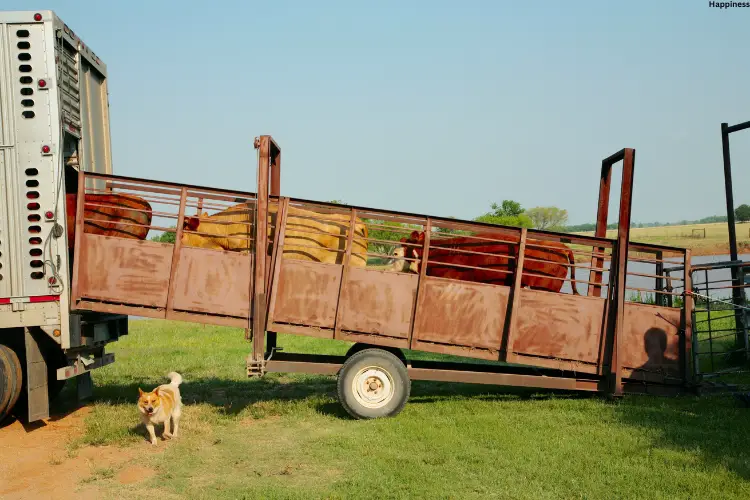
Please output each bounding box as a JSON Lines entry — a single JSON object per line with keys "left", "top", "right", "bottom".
{"left": 574, "top": 222, "right": 750, "bottom": 256}
{"left": 35, "top": 320, "right": 750, "bottom": 499}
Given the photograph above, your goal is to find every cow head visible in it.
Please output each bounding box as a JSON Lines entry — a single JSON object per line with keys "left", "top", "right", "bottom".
{"left": 182, "top": 212, "right": 208, "bottom": 234}
{"left": 389, "top": 230, "right": 424, "bottom": 274}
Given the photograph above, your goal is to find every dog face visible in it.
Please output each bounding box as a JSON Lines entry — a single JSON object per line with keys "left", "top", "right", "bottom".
{"left": 137, "top": 387, "right": 162, "bottom": 416}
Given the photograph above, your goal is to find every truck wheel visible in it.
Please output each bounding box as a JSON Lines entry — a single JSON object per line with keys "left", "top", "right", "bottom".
{"left": 337, "top": 348, "right": 410, "bottom": 420}
{"left": 0, "top": 344, "right": 23, "bottom": 424}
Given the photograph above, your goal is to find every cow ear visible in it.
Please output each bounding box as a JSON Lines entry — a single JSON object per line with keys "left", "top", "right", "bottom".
{"left": 417, "top": 232, "right": 425, "bottom": 243}
{"left": 400, "top": 237, "right": 407, "bottom": 243}
{"left": 410, "top": 230, "right": 419, "bottom": 240}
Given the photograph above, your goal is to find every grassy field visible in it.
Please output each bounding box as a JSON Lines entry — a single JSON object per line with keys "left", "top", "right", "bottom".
{"left": 46, "top": 319, "right": 750, "bottom": 499}
{"left": 574, "top": 221, "right": 750, "bottom": 256}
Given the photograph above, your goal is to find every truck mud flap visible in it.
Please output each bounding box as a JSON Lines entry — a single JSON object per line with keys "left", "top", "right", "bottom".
{"left": 24, "top": 328, "right": 50, "bottom": 422}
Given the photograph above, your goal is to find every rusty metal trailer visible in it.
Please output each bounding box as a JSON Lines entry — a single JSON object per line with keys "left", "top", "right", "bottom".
{"left": 68, "top": 135, "right": 695, "bottom": 419}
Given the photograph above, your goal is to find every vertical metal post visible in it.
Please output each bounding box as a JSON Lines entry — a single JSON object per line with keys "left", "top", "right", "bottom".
{"left": 165, "top": 188, "right": 187, "bottom": 318}
{"left": 589, "top": 163, "right": 613, "bottom": 297}
{"left": 266, "top": 144, "right": 282, "bottom": 354}
{"left": 408, "top": 219, "right": 432, "bottom": 350}
{"left": 502, "top": 228, "right": 527, "bottom": 360}
{"left": 682, "top": 250, "right": 693, "bottom": 384}
{"left": 333, "top": 209, "right": 358, "bottom": 340}
{"left": 70, "top": 171, "right": 87, "bottom": 304}
{"left": 655, "top": 251, "right": 664, "bottom": 307}
{"left": 721, "top": 121, "right": 750, "bottom": 350}
{"left": 250, "top": 137, "right": 271, "bottom": 372}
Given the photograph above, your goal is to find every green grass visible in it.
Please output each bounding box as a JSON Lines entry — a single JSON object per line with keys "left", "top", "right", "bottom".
{"left": 55, "top": 320, "right": 750, "bottom": 499}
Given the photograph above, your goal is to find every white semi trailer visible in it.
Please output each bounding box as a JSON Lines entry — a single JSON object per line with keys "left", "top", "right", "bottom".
{"left": 0, "top": 10, "right": 127, "bottom": 423}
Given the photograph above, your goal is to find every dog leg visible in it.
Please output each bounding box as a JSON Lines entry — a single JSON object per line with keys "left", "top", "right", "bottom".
{"left": 145, "top": 423, "right": 158, "bottom": 445}
{"left": 171, "top": 404, "right": 181, "bottom": 438}
{"left": 163, "top": 417, "right": 172, "bottom": 439}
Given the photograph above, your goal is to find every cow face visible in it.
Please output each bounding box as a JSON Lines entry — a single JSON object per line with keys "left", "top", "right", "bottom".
{"left": 182, "top": 213, "right": 205, "bottom": 234}
{"left": 389, "top": 230, "right": 424, "bottom": 274}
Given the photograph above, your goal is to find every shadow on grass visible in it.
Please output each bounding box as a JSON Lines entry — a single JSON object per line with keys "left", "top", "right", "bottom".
{"left": 613, "top": 393, "right": 750, "bottom": 481}
{"left": 51, "top": 372, "right": 750, "bottom": 481}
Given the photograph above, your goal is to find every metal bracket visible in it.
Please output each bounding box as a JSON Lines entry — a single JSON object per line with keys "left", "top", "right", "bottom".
{"left": 246, "top": 357, "right": 267, "bottom": 378}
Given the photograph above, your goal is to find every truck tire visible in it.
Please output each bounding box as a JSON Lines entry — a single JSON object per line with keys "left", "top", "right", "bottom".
{"left": 337, "top": 348, "right": 410, "bottom": 420}
{"left": 0, "top": 344, "right": 23, "bottom": 424}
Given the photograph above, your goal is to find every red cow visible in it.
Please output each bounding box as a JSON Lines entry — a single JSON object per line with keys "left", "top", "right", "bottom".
{"left": 395, "top": 230, "right": 579, "bottom": 295}
{"left": 65, "top": 192, "right": 153, "bottom": 249}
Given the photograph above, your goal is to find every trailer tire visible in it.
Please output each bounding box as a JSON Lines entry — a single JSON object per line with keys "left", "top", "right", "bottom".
{"left": 337, "top": 348, "right": 410, "bottom": 420}
{"left": 0, "top": 344, "right": 23, "bottom": 424}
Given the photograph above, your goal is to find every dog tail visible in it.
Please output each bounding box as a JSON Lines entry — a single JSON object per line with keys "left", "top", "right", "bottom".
{"left": 167, "top": 371, "right": 183, "bottom": 387}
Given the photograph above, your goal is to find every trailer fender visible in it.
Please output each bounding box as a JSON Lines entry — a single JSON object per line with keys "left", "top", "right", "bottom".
{"left": 344, "top": 343, "right": 407, "bottom": 366}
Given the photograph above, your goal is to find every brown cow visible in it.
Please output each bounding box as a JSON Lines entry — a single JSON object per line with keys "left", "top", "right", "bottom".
{"left": 392, "top": 230, "right": 579, "bottom": 295}
{"left": 181, "top": 202, "right": 369, "bottom": 266}
{"left": 65, "top": 192, "right": 153, "bottom": 248}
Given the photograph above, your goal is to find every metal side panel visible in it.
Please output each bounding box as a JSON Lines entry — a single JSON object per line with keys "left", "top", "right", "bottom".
{"left": 24, "top": 327, "right": 49, "bottom": 422}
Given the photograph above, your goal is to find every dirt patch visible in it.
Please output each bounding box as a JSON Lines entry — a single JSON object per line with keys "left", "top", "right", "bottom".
{"left": 0, "top": 407, "right": 154, "bottom": 499}
{"left": 116, "top": 465, "right": 156, "bottom": 485}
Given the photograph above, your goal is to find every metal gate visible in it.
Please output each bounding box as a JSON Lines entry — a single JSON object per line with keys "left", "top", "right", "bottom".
{"left": 665, "top": 260, "right": 750, "bottom": 380}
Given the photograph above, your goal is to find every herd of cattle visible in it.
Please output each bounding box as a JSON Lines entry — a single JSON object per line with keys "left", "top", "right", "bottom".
{"left": 65, "top": 192, "right": 580, "bottom": 294}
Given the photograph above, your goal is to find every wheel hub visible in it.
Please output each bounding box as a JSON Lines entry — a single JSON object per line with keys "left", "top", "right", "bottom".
{"left": 352, "top": 366, "right": 395, "bottom": 409}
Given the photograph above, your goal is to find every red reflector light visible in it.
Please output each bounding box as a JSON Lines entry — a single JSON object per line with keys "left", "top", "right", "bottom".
{"left": 45, "top": 211, "right": 54, "bottom": 219}
{"left": 34, "top": 13, "right": 42, "bottom": 21}
{"left": 48, "top": 277, "right": 57, "bottom": 285}
{"left": 38, "top": 79, "right": 47, "bottom": 88}
{"left": 42, "top": 145, "right": 50, "bottom": 154}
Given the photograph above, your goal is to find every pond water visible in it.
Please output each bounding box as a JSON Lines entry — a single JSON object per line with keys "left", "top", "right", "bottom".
{"left": 562, "top": 254, "right": 750, "bottom": 297}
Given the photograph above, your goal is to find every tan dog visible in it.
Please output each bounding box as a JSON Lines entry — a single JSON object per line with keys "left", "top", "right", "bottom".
{"left": 137, "top": 371, "right": 183, "bottom": 445}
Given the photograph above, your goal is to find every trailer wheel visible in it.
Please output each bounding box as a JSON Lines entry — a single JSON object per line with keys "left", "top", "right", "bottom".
{"left": 337, "top": 348, "right": 410, "bottom": 420}
{"left": 0, "top": 344, "right": 23, "bottom": 424}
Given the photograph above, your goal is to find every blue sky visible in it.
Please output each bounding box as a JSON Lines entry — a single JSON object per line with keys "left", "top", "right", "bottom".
{"left": 10, "top": 1, "right": 750, "bottom": 224}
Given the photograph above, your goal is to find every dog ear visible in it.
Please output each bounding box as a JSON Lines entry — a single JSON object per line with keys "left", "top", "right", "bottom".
{"left": 138, "top": 387, "right": 144, "bottom": 396}
{"left": 154, "top": 387, "right": 160, "bottom": 396}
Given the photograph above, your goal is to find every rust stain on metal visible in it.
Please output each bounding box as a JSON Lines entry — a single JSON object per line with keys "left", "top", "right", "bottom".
{"left": 512, "top": 288, "right": 605, "bottom": 366}
{"left": 413, "top": 277, "right": 509, "bottom": 351}
{"left": 171, "top": 247, "right": 252, "bottom": 318}
{"left": 78, "top": 234, "right": 172, "bottom": 307}
{"left": 339, "top": 267, "right": 418, "bottom": 338}
{"left": 272, "top": 260, "right": 341, "bottom": 328}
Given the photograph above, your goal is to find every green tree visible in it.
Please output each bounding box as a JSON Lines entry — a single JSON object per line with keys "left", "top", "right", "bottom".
{"left": 150, "top": 227, "right": 176, "bottom": 244}
{"left": 525, "top": 206, "right": 569, "bottom": 231}
{"left": 735, "top": 204, "right": 750, "bottom": 223}
{"left": 473, "top": 200, "right": 533, "bottom": 228}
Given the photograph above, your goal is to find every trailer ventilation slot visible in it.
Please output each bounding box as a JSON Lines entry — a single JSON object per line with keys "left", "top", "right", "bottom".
{"left": 29, "top": 248, "right": 43, "bottom": 257}
{"left": 28, "top": 214, "right": 41, "bottom": 222}
{"left": 21, "top": 99, "right": 34, "bottom": 107}
{"left": 21, "top": 88, "right": 33, "bottom": 96}
{"left": 18, "top": 53, "right": 31, "bottom": 61}
{"left": 17, "top": 41, "right": 30, "bottom": 49}
{"left": 30, "top": 260, "right": 44, "bottom": 268}
{"left": 26, "top": 180, "right": 39, "bottom": 188}
{"left": 20, "top": 76, "right": 32, "bottom": 84}
{"left": 19, "top": 65, "right": 32, "bottom": 72}
{"left": 22, "top": 111, "right": 35, "bottom": 119}
{"left": 29, "top": 237, "right": 42, "bottom": 245}
{"left": 26, "top": 168, "right": 38, "bottom": 176}
{"left": 28, "top": 226, "right": 42, "bottom": 234}
{"left": 27, "top": 202, "right": 40, "bottom": 210}
{"left": 30, "top": 272, "right": 44, "bottom": 280}
{"left": 16, "top": 30, "right": 30, "bottom": 37}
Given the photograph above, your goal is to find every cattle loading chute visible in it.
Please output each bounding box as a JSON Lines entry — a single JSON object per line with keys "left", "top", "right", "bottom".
{"left": 68, "top": 136, "right": 696, "bottom": 419}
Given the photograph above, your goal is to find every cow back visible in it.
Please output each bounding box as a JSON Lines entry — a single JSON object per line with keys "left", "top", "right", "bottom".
{"left": 65, "top": 192, "right": 153, "bottom": 249}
